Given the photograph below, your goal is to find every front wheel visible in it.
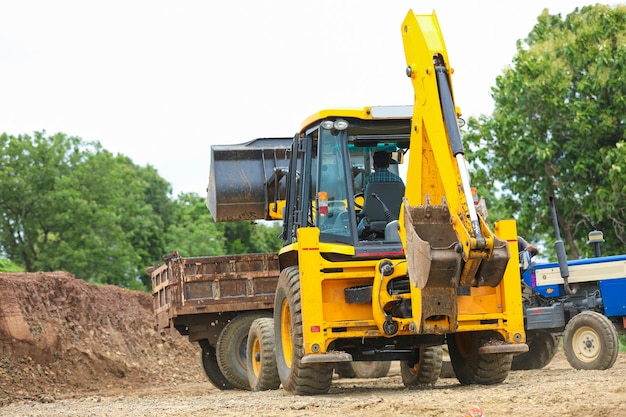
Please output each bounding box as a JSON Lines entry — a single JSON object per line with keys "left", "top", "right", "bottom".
{"left": 401, "top": 346, "right": 442, "bottom": 388}
{"left": 246, "top": 318, "right": 280, "bottom": 391}
{"left": 563, "top": 311, "right": 619, "bottom": 370}
{"left": 447, "top": 332, "right": 512, "bottom": 385}
{"left": 216, "top": 311, "right": 272, "bottom": 390}
{"left": 274, "top": 266, "right": 333, "bottom": 395}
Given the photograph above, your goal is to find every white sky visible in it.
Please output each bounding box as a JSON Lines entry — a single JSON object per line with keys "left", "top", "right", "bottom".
{"left": 1, "top": 1, "right": 603, "bottom": 196}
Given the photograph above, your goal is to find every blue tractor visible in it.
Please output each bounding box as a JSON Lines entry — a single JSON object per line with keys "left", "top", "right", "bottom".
{"left": 512, "top": 197, "right": 626, "bottom": 370}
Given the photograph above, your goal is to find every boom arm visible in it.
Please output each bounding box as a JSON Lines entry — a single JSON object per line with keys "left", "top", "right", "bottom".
{"left": 400, "top": 10, "right": 509, "bottom": 288}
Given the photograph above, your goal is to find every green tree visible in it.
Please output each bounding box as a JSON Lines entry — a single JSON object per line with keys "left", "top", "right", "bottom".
{"left": 163, "top": 193, "right": 283, "bottom": 257}
{"left": 164, "top": 192, "right": 225, "bottom": 257}
{"left": 0, "top": 132, "right": 170, "bottom": 289}
{"left": 250, "top": 221, "right": 283, "bottom": 253}
{"left": 0, "top": 257, "right": 23, "bottom": 272}
{"left": 217, "top": 220, "right": 283, "bottom": 254}
{"left": 465, "top": 5, "right": 626, "bottom": 258}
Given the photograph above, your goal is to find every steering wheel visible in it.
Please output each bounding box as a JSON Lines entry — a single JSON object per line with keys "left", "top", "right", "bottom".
{"left": 353, "top": 192, "right": 364, "bottom": 210}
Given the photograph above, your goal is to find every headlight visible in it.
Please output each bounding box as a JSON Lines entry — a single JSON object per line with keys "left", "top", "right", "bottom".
{"left": 321, "top": 119, "right": 349, "bottom": 131}
{"left": 321, "top": 120, "right": 334, "bottom": 130}
{"left": 334, "top": 119, "right": 349, "bottom": 130}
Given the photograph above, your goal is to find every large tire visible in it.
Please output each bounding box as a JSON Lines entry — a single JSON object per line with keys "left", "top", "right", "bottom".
{"left": 199, "top": 340, "right": 235, "bottom": 390}
{"left": 246, "top": 318, "right": 281, "bottom": 391}
{"left": 216, "top": 311, "right": 272, "bottom": 390}
{"left": 447, "top": 331, "right": 512, "bottom": 385}
{"left": 511, "top": 330, "right": 560, "bottom": 370}
{"left": 563, "top": 311, "right": 619, "bottom": 370}
{"left": 401, "top": 345, "right": 443, "bottom": 388}
{"left": 336, "top": 361, "right": 391, "bottom": 379}
{"left": 274, "top": 266, "right": 334, "bottom": 395}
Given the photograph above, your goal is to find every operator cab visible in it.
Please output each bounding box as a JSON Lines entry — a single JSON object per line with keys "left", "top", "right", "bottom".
{"left": 281, "top": 106, "right": 412, "bottom": 258}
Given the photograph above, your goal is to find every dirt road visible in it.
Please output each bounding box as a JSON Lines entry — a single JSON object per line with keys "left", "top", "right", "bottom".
{"left": 1, "top": 272, "right": 624, "bottom": 416}
{"left": 3, "top": 354, "right": 626, "bottom": 416}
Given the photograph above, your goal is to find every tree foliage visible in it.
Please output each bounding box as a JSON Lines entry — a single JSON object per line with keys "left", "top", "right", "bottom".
{"left": 162, "top": 193, "right": 283, "bottom": 257}
{"left": 0, "top": 132, "right": 283, "bottom": 289}
{"left": 164, "top": 192, "right": 225, "bottom": 257}
{"left": 0, "top": 132, "right": 171, "bottom": 289}
{"left": 464, "top": 5, "right": 626, "bottom": 258}
{"left": 217, "top": 220, "right": 283, "bottom": 255}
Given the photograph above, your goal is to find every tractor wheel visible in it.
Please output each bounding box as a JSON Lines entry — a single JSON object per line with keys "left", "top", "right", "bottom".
{"left": 563, "top": 311, "right": 619, "bottom": 370}
{"left": 216, "top": 311, "right": 272, "bottom": 390}
{"left": 447, "top": 331, "right": 512, "bottom": 385}
{"left": 274, "top": 266, "right": 333, "bottom": 395}
{"left": 401, "top": 345, "right": 443, "bottom": 388}
{"left": 352, "top": 361, "right": 392, "bottom": 378}
{"left": 199, "top": 340, "right": 235, "bottom": 390}
{"left": 334, "top": 362, "right": 356, "bottom": 378}
{"left": 246, "top": 318, "right": 281, "bottom": 391}
{"left": 511, "top": 330, "right": 560, "bottom": 370}
{"left": 336, "top": 361, "right": 391, "bottom": 379}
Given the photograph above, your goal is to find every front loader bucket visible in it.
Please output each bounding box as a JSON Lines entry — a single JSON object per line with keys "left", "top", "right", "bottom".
{"left": 207, "top": 137, "right": 292, "bottom": 222}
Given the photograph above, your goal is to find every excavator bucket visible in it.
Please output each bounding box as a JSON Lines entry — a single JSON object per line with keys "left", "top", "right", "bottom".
{"left": 206, "top": 137, "right": 292, "bottom": 222}
{"left": 403, "top": 198, "right": 511, "bottom": 290}
{"left": 403, "top": 201, "right": 462, "bottom": 289}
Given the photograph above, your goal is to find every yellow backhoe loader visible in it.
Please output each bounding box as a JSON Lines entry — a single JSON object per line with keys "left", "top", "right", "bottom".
{"left": 207, "top": 10, "right": 528, "bottom": 395}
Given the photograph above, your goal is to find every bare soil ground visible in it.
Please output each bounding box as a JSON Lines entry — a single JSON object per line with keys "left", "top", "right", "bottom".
{"left": 1, "top": 272, "right": 625, "bottom": 416}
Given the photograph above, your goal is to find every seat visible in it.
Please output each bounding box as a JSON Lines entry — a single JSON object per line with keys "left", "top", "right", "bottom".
{"left": 358, "top": 182, "right": 405, "bottom": 238}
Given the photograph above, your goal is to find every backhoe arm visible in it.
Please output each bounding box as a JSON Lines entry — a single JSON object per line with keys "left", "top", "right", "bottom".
{"left": 400, "top": 10, "right": 509, "bottom": 289}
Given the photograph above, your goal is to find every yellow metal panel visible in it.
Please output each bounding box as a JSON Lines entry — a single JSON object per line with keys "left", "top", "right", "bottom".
{"left": 296, "top": 227, "right": 327, "bottom": 354}
{"left": 494, "top": 219, "right": 526, "bottom": 343}
{"left": 322, "top": 279, "right": 374, "bottom": 322}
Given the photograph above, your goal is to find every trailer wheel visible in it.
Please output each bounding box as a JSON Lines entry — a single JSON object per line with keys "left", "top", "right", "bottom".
{"left": 336, "top": 361, "right": 392, "bottom": 379}
{"left": 198, "top": 340, "right": 235, "bottom": 390}
{"left": 563, "top": 311, "right": 619, "bottom": 370}
{"left": 246, "top": 318, "right": 281, "bottom": 391}
{"left": 216, "top": 311, "right": 272, "bottom": 390}
{"left": 274, "top": 266, "right": 333, "bottom": 395}
{"left": 401, "top": 345, "right": 443, "bottom": 388}
{"left": 447, "top": 331, "right": 512, "bottom": 385}
{"left": 511, "top": 330, "right": 560, "bottom": 370}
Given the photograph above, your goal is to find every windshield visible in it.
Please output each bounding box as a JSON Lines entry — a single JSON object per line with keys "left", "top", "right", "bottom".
{"left": 316, "top": 129, "right": 354, "bottom": 244}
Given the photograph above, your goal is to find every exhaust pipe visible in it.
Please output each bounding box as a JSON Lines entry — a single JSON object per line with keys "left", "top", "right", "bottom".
{"left": 549, "top": 196, "right": 577, "bottom": 295}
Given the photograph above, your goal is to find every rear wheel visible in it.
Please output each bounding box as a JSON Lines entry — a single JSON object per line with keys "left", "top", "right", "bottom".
{"left": 447, "top": 331, "right": 512, "bottom": 385}
{"left": 246, "top": 318, "right": 281, "bottom": 391}
{"left": 274, "top": 266, "right": 333, "bottom": 395}
{"left": 401, "top": 345, "right": 442, "bottom": 388}
{"left": 563, "top": 311, "right": 619, "bottom": 370}
{"left": 216, "top": 311, "right": 272, "bottom": 390}
{"left": 198, "top": 340, "right": 235, "bottom": 390}
{"left": 511, "top": 330, "right": 560, "bottom": 370}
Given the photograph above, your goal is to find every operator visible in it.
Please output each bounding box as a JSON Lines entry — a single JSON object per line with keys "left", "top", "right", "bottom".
{"left": 363, "top": 151, "right": 404, "bottom": 188}
{"left": 517, "top": 236, "right": 538, "bottom": 257}
{"left": 518, "top": 236, "right": 538, "bottom": 275}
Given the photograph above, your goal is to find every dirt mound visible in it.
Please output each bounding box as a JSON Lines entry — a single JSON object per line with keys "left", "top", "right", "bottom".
{"left": 0, "top": 272, "right": 205, "bottom": 406}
